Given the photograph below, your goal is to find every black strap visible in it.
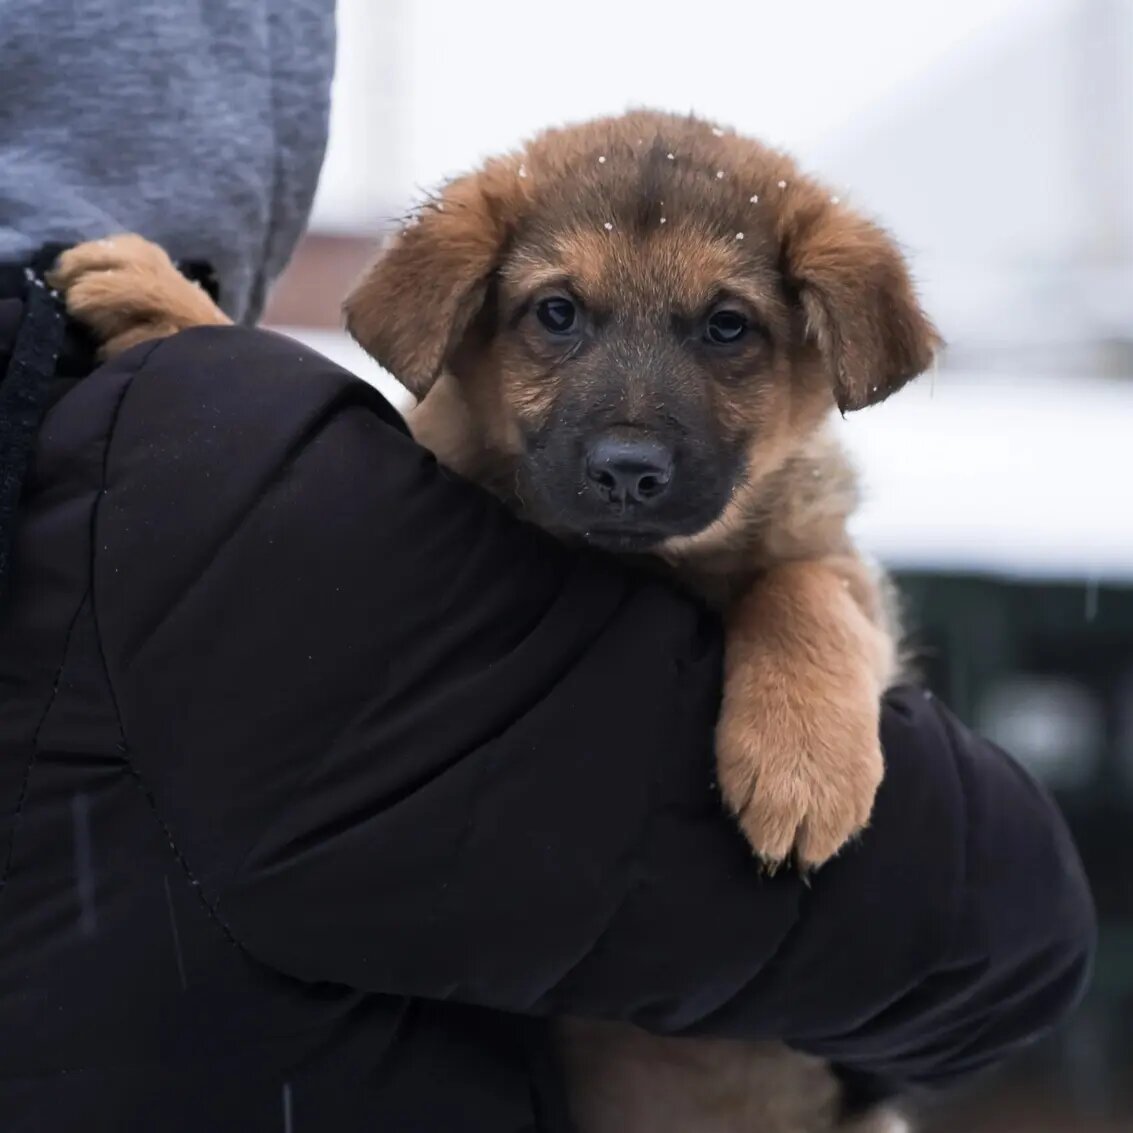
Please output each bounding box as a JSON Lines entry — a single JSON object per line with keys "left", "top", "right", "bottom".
{"left": 0, "top": 267, "right": 67, "bottom": 609}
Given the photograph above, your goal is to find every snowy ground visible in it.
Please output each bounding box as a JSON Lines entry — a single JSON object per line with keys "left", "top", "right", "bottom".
{"left": 279, "top": 326, "right": 1133, "bottom": 585}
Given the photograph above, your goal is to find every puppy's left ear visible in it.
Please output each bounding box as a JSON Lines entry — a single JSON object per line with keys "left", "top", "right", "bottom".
{"left": 344, "top": 162, "right": 521, "bottom": 399}
{"left": 783, "top": 201, "right": 941, "bottom": 412}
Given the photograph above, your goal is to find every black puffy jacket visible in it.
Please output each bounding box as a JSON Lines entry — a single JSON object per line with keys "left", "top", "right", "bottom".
{"left": 0, "top": 310, "right": 1095, "bottom": 1131}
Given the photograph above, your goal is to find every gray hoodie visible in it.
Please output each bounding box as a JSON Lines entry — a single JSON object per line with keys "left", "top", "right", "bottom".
{"left": 0, "top": 0, "right": 336, "bottom": 322}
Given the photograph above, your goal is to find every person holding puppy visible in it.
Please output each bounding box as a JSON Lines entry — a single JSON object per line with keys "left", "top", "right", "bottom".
{"left": 0, "top": 3, "right": 1095, "bottom": 1132}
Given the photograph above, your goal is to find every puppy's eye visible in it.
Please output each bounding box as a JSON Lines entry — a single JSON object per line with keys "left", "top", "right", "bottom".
{"left": 536, "top": 296, "right": 577, "bottom": 335}
{"left": 704, "top": 310, "right": 748, "bottom": 345}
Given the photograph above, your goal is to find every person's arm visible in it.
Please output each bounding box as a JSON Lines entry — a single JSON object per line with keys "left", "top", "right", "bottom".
{"left": 91, "top": 325, "right": 1094, "bottom": 1089}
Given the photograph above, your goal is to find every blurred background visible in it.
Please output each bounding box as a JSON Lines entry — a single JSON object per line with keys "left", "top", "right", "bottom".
{"left": 264, "top": 2, "right": 1133, "bottom": 1128}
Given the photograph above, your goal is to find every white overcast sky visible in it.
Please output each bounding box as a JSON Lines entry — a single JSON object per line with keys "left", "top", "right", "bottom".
{"left": 314, "top": 0, "right": 1043, "bottom": 225}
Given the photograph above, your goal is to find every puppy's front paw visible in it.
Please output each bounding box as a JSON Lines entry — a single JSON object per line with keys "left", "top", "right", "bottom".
{"left": 46, "top": 233, "right": 230, "bottom": 359}
{"left": 715, "top": 662, "right": 883, "bottom": 871}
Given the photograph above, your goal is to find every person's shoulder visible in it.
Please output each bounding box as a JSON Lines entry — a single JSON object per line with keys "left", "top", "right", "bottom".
{"left": 105, "top": 324, "right": 407, "bottom": 444}
{"left": 91, "top": 325, "right": 417, "bottom": 626}
{"left": 98, "top": 324, "right": 410, "bottom": 517}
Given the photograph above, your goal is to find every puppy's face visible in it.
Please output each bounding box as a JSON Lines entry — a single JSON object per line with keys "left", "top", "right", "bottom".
{"left": 477, "top": 213, "right": 799, "bottom": 551}
{"left": 347, "top": 111, "right": 939, "bottom": 552}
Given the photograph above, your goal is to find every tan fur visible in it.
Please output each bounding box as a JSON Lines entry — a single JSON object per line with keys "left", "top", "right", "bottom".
{"left": 558, "top": 1021, "right": 910, "bottom": 1133}
{"left": 51, "top": 110, "right": 936, "bottom": 1132}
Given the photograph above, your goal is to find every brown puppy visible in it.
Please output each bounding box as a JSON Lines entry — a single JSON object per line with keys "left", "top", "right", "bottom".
{"left": 345, "top": 110, "right": 937, "bottom": 872}
{"left": 50, "top": 109, "right": 936, "bottom": 1133}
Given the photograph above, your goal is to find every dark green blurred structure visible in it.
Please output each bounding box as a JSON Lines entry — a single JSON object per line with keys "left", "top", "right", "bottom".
{"left": 896, "top": 571, "right": 1133, "bottom": 1122}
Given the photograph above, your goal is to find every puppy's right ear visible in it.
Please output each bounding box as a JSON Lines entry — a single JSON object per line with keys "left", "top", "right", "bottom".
{"left": 345, "top": 165, "right": 520, "bottom": 399}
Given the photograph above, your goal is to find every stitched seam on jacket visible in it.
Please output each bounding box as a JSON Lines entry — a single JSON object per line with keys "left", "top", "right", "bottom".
{"left": 89, "top": 338, "right": 384, "bottom": 954}
{"left": 0, "top": 341, "right": 160, "bottom": 901}
{"left": 85, "top": 336, "right": 244, "bottom": 950}
{"left": 0, "top": 594, "right": 90, "bottom": 900}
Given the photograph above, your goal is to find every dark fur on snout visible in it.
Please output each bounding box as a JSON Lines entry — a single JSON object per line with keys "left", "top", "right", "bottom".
{"left": 345, "top": 110, "right": 937, "bottom": 1133}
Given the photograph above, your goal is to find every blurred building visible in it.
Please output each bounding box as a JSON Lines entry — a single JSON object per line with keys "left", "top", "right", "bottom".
{"left": 263, "top": 3, "right": 1133, "bottom": 1127}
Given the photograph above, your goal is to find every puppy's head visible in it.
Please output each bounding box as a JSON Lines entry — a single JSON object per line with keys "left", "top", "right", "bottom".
{"left": 346, "top": 110, "right": 939, "bottom": 552}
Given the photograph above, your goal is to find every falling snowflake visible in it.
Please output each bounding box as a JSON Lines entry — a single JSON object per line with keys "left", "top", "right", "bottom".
{"left": 1085, "top": 577, "right": 1100, "bottom": 622}
{"left": 715, "top": 170, "right": 726, "bottom": 179}
{"left": 518, "top": 164, "right": 527, "bottom": 179}
{"left": 603, "top": 221, "right": 614, "bottom": 231}
{"left": 735, "top": 232, "right": 744, "bottom": 240}
{"left": 749, "top": 194, "right": 759, "bottom": 204}
{"left": 659, "top": 216, "right": 667, "bottom": 224}
{"left": 711, "top": 127, "right": 724, "bottom": 137}
{"left": 598, "top": 155, "right": 607, "bottom": 164}
{"left": 777, "top": 180, "right": 788, "bottom": 189}
{"left": 282, "top": 1083, "right": 294, "bottom": 1133}
{"left": 666, "top": 152, "right": 675, "bottom": 160}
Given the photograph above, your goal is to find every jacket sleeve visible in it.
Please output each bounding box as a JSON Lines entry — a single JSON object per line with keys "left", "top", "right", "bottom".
{"left": 93, "top": 326, "right": 1095, "bottom": 1090}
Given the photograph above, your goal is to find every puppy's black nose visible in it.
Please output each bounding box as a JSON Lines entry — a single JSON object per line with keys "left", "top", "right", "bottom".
{"left": 585, "top": 434, "right": 674, "bottom": 505}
